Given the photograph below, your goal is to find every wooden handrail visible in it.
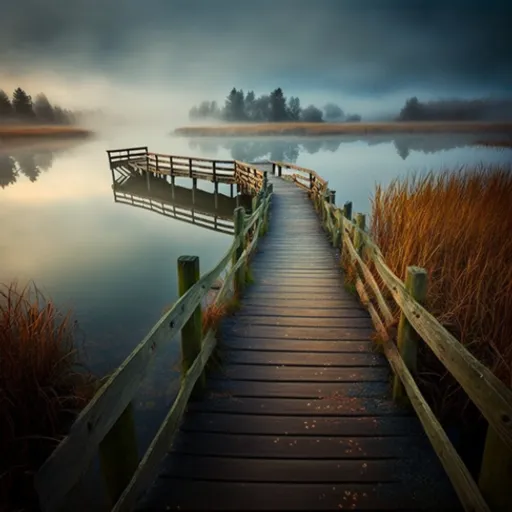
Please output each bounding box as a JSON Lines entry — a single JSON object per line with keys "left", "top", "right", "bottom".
{"left": 34, "top": 179, "right": 273, "bottom": 512}
{"left": 283, "top": 165, "right": 512, "bottom": 512}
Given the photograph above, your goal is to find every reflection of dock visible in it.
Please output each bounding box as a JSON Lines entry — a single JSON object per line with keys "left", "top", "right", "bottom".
{"left": 112, "top": 172, "right": 252, "bottom": 235}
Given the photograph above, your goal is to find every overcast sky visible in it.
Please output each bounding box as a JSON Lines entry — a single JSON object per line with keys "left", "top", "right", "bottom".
{"left": 1, "top": 0, "right": 510, "bottom": 121}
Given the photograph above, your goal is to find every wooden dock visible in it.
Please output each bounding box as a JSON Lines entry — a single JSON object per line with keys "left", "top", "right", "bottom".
{"left": 34, "top": 150, "right": 512, "bottom": 512}
{"left": 135, "top": 175, "right": 460, "bottom": 511}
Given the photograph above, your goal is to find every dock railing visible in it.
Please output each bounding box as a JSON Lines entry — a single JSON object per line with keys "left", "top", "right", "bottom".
{"left": 274, "top": 160, "right": 512, "bottom": 512}
{"left": 34, "top": 163, "right": 272, "bottom": 512}
{"left": 107, "top": 147, "right": 265, "bottom": 193}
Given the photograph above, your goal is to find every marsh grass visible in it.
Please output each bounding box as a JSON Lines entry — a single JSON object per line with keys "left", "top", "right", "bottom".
{"left": 0, "top": 125, "right": 91, "bottom": 139}
{"left": 369, "top": 165, "right": 512, "bottom": 422}
{"left": 175, "top": 121, "right": 512, "bottom": 137}
{"left": 0, "top": 282, "right": 96, "bottom": 511}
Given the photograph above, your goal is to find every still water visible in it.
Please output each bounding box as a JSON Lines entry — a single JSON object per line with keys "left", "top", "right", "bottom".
{"left": 0, "top": 127, "right": 510, "bottom": 506}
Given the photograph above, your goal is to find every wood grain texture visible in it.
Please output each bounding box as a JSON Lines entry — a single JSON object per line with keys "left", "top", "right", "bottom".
{"left": 135, "top": 175, "right": 460, "bottom": 511}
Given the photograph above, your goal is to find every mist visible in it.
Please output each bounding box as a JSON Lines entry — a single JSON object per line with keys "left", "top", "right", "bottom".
{"left": 1, "top": 0, "right": 511, "bottom": 129}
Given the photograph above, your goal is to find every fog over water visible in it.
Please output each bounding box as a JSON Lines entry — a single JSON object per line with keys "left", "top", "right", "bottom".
{"left": 1, "top": 2, "right": 511, "bottom": 506}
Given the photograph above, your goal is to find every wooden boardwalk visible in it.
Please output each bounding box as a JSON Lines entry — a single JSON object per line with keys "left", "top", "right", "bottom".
{"left": 135, "top": 176, "right": 460, "bottom": 511}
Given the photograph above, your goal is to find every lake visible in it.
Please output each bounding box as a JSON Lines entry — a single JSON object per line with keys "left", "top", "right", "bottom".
{"left": 0, "top": 127, "right": 510, "bottom": 508}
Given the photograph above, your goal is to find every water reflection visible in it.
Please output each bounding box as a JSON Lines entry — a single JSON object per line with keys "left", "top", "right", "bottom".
{"left": 188, "top": 132, "right": 507, "bottom": 163}
{"left": 111, "top": 169, "right": 253, "bottom": 234}
{"left": 0, "top": 143, "right": 75, "bottom": 188}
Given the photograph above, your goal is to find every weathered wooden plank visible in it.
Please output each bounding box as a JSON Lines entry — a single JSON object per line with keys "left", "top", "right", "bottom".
{"left": 235, "top": 307, "right": 367, "bottom": 318}
{"left": 242, "top": 290, "right": 356, "bottom": 301}
{"left": 225, "top": 316, "right": 371, "bottom": 328}
{"left": 206, "top": 380, "right": 389, "bottom": 399}
{"left": 161, "top": 454, "right": 402, "bottom": 482}
{"left": 222, "top": 325, "right": 376, "bottom": 341}
{"left": 170, "top": 432, "right": 416, "bottom": 459}
{"left": 239, "top": 298, "right": 358, "bottom": 309}
{"left": 186, "top": 397, "right": 407, "bottom": 417}
{"left": 221, "top": 338, "right": 375, "bottom": 353}
{"left": 136, "top": 480, "right": 451, "bottom": 511}
{"left": 180, "top": 412, "right": 423, "bottom": 436}
{"left": 210, "top": 365, "right": 389, "bottom": 382}
{"left": 221, "top": 350, "right": 385, "bottom": 367}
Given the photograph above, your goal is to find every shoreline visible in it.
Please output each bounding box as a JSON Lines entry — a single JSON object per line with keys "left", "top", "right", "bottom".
{"left": 0, "top": 124, "right": 93, "bottom": 140}
{"left": 174, "top": 121, "right": 512, "bottom": 137}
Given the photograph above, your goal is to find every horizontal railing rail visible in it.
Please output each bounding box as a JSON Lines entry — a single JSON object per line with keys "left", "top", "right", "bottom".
{"left": 269, "top": 160, "right": 329, "bottom": 197}
{"left": 34, "top": 167, "right": 273, "bottom": 512}
{"left": 107, "top": 148, "right": 267, "bottom": 195}
{"left": 283, "top": 165, "right": 512, "bottom": 512}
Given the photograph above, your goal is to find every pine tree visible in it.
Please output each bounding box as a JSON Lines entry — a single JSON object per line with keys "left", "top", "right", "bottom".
{"left": 33, "top": 94, "right": 55, "bottom": 123}
{"left": 0, "top": 90, "right": 13, "bottom": 118}
{"left": 12, "top": 88, "right": 35, "bottom": 119}
{"left": 287, "top": 97, "right": 301, "bottom": 121}
{"left": 269, "top": 88, "right": 287, "bottom": 121}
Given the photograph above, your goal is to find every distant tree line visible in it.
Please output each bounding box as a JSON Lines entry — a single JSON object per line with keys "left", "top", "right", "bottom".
{"left": 0, "top": 87, "right": 76, "bottom": 124}
{"left": 189, "top": 87, "right": 362, "bottom": 123}
{"left": 397, "top": 97, "right": 512, "bottom": 122}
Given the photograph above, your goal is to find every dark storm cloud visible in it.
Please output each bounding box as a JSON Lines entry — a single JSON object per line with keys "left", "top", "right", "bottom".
{"left": 1, "top": 0, "right": 511, "bottom": 96}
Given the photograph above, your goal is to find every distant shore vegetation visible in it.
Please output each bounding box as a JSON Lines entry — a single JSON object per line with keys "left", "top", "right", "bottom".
{"left": 188, "top": 88, "right": 512, "bottom": 127}
{"left": 0, "top": 87, "right": 77, "bottom": 125}
{"left": 189, "top": 87, "right": 362, "bottom": 124}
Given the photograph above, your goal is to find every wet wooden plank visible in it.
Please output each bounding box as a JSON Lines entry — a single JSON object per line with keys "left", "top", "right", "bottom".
{"left": 136, "top": 481, "right": 443, "bottom": 511}
{"left": 242, "top": 289, "right": 354, "bottom": 300}
{"left": 221, "top": 338, "right": 376, "bottom": 353}
{"left": 210, "top": 365, "right": 389, "bottom": 383}
{"left": 223, "top": 325, "right": 376, "bottom": 341}
{"left": 207, "top": 380, "right": 389, "bottom": 399}
{"left": 180, "top": 413, "right": 423, "bottom": 436}
{"left": 225, "top": 316, "right": 371, "bottom": 328}
{"left": 187, "top": 397, "right": 408, "bottom": 417}
{"left": 160, "top": 454, "right": 402, "bottom": 482}
{"left": 222, "top": 350, "right": 385, "bottom": 367}
{"left": 239, "top": 298, "right": 359, "bottom": 309}
{"left": 170, "top": 432, "right": 416, "bottom": 459}
{"left": 235, "top": 307, "right": 368, "bottom": 318}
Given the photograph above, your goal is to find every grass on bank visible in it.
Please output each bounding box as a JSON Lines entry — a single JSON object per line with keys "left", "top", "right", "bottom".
{"left": 0, "top": 124, "right": 92, "bottom": 139}
{"left": 0, "top": 283, "right": 96, "bottom": 512}
{"left": 175, "top": 121, "right": 512, "bottom": 137}
{"left": 369, "top": 165, "right": 512, "bottom": 422}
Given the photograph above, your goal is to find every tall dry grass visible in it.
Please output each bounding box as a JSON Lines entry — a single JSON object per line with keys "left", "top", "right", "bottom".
{"left": 175, "top": 121, "right": 512, "bottom": 137}
{"left": 0, "top": 282, "right": 96, "bottom": 511}
{"left": 370, "top": 165, "right": 512, "bottom": 422}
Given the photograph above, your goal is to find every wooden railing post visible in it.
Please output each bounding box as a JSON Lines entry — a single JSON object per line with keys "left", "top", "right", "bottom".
{"left": 353, "top": 213, "right": 366, "bottom": 256}
{"left": 479, "top": 424, "right": 512, "bottom": 512}
{"left": 333, "top": 210, "right": 342, "bottom": 249}
{"left": 309, "top": 173, "right": 314, "bottom": 191}
{"left": 392, "top": 266, "right": 427, "bottom": 402}
{"left": 233, "top": 207, "right": 246, "bottom": 296}
{"left": 98, "top": 402, "right": 139, "bottom": 507}
{"left": 330, "top": 190, "right": 336, "bottom": 205}
{"left": 178, "top": 255, "right": 205, "bottom": 397}
{"left": 272, "top": 162, "right": 276, "bottom": 174}
{"left": 343, "top": 201, "right": 352, "bottom": 221}
{"left": 278, "top": 165, "right": 282, "bottom": 177}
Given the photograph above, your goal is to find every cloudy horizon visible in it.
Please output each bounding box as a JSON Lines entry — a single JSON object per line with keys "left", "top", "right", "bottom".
{"left": 1, "top": 0, "right": 511, "bottom": 124}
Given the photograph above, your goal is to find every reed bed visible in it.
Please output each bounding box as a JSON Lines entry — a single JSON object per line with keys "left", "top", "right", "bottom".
{"left": 175, "top": 121, "right": 512, "bottom": 137}
{"left": 0, "top": 283, "right": 95, "bottom": 511}
{"left": 0, "top": 125, "right": 92, "bottom": 143}
{"left": 369, "top": 165, "right": 512, "bottom": 422}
